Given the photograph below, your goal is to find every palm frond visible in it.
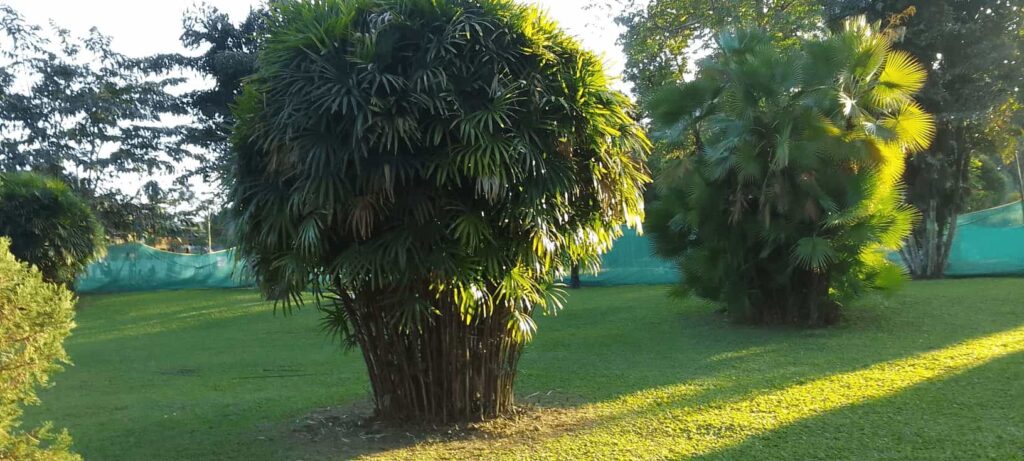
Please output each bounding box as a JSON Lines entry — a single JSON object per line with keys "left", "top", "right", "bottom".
{"left": 873, "top": 50, "right": 927, "bottom": 108}
{"left": 880, "top": 101, "right": 936, "bottom": 153}
{"left": 791, "top": 236, "right": 838, "bottom": 271}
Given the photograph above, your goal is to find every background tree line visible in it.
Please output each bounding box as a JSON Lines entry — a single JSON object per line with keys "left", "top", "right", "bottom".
{"left": 2, "top": 0, "right": 1022, "bottom": 274}
{"left": 0, "top": 3, "right": 264, "bottom": 250}
{"left": 610, "top": 0, "right": 1024, "bottom": 278}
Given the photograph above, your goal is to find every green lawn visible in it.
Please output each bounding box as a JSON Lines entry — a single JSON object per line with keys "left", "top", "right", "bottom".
{"left": 25, "top": 279, "right": 1024, "bottom": 460}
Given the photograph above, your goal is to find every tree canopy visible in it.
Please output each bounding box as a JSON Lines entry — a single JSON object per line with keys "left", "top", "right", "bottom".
{"left": 0, "top": 172, "right": 105, "bottom": 286}
{"left": 613, "top": 0, "right": 825, "bottom": 108}
{"left": 646, "top": 18, "right": 933, "bottom": 325}
{"left": 849, "top": 1, "right": 1024, "bottom": 277}
{"left": 0, "top": 6, "right": 188, "bottom": 185}
{"left": 177, "top": 4, "right": 269, "bottom": 196}
{"left": 0, "top": 5, "right": 195, "bottom": 241}
{"left": 231, "top": 0, "right": 649, "bottom": 422}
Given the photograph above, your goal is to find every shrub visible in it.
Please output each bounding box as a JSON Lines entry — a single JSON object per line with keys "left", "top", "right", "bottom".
{"left": 231, "top": 0, "right": 649, "bottom": 422}
{"left": 0, "top": 172, "right": 105, "bottom": 287}
{"left": 0, "top": 238, "right": 79, "bottom": 460}
{"left": 646, "top": 18, "right": 934, "bottom": 326}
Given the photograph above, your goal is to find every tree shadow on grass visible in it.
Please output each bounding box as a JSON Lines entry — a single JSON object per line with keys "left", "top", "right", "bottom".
{"left": 26, "top": 289, "right": 369, "bottom": 461}
{"left": 356, "top": 324, "right": 1024, "bottom": 459}
{"left": 30, "top": 280, "right": 1024, "bottom": 460}
{"left": 71, "top": 300, "right": 270, "bottom": 345}
{"left": 513, "top": 281, "right": 1024, "bottom": 410}
{"left": 692, "top": 351, "right": 1024, "bottom": 460}
{"left": 339, "top": 280, "right": 1024, "bottom": 459}
{"left": 270, "top": 398, "right": 599, "bottom": 460}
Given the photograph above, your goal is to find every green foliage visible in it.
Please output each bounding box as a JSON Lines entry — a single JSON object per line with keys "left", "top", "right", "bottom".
{"left": 0, "top": 5, "right": 188, "bottom": 180}
{"left": 178, "top": 4, "right": 269, "bottom": 196}
{"left": 232, "top": 0, "right": 649, "bottom": 325}
{"left": 851, "top": 0, "right": 1024, "bottom": 277}
{"left": 647, "top": 19, "right": 934, "bottom": 325}
{"left": 966, "top": 154, "right": 1016, "bottom": 212}
{"left": 986, "top": 98, "right": 1024, "bottom": 215}
{"left": 0, "top": 5, "right": 197, "bottom": 241}
{"left": 612, "top": 0, "right": 824, "bottom": 110}
{"left": 0, "top": 172, "right": 105, "bottom": 286}
{"left": 231, "top": 0, "right": 648, "bottom": 421}
{"left": 0, "top": 238, "right": 78, "bottom": 460}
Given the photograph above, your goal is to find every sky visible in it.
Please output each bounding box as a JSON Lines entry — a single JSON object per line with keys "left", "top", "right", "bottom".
{"left": 5, "top": 0, "right": 629, "bottom": 81}
{"left": 4, "top": 0, "right": 633, "bottom": 202}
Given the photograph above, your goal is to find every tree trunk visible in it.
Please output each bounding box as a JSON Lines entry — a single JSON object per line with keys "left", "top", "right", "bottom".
{"left": 337, "top": 289, "right": 523, "bottom": 423}
{"left": 900, "top": 123, "right": 971, "bottom": 279}
{"left": 1015, "top": 143, "right": 1024, "bottom": 222}
{"left": 206, "top": 213, "right": 213, "bottom": 253}
{"left": 802, "top": 270, "right": 837, "bottom": 327}
{"left": 903, "top": 197, "right": 959, "bottom": 279}
{"left": 569, "top": 263, "right": 581, "bottom": 289}
{"left": 899, "top": 232, "right": 923, "bottom": 276}
{"left": 751, "top": 269, "right": 837, "bottom": 326}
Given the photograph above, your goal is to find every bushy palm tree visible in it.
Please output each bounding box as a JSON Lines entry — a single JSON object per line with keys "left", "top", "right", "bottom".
{"left": 230, "top": 0, "right": 649, "bottom": 422}
{"left": 0, "top": 172, "right": 105, "bottom": 287}
{"left": 646, "top": 18, "right": 934, "bottom": 326}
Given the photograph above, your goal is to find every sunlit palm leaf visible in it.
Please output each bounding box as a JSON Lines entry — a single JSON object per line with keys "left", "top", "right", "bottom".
{"left": 879, "top": 101, "right": 936, "bottom": 153}
{"left": 874, "top": 50, "right": 927, "bottom": 108}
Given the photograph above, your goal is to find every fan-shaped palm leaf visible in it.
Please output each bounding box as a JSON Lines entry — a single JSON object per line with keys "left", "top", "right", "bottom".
{"left": 874, "top": 50, "right": 928, "bottom": 108}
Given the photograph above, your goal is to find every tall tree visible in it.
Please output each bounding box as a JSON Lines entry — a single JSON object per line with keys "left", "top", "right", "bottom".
{"left": 0, "top": 5, "right": 192, "bottom": 239}
{"left": 177, "top": 4, "right": 269, "bottom": 195}
{"left": 232, "top": 0, "right": 649, "bottom": 423}
{"left": 988, "top": 98, "right": 1024, "bottom": 218}
{"left": 611, "top": 0, "right": 826, "bottom": 109}
{"left": 836, "top": 1, "right": 1024, "bottom": 278}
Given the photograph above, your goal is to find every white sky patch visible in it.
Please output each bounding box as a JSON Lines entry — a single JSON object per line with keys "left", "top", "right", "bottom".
{"left": 6, "top": 1, "right": 626, "bottom": 64}
{"left": 4, "top": 0, "right": 632, "bottom": 203}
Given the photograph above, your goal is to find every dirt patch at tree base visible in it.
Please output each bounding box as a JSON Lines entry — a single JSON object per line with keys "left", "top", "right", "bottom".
{"left": 281, "top": 390, "right": 590, "bottom": 459}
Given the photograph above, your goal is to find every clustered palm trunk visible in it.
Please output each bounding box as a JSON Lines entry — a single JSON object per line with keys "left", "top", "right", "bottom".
{"left": 230, "top": 0, "right": 648, "bottom": 423}
{"left": 338, "top": 287, "right": 524, "bottom": 420}
{"left": 742, "top": 259, "right": 840, "bottom": 325}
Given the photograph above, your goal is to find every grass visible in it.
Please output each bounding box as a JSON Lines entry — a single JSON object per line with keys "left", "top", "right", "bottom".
{"left": 24, "top": 279, "right": 1024, "bottom": 460}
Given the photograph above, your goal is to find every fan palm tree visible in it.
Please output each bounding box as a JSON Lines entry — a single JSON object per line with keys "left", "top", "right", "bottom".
{"left": 646, "top": 17, "right": 934, "bottom": 325}
{"left": 230, "top": 0, "right": 649, "bottom": 422}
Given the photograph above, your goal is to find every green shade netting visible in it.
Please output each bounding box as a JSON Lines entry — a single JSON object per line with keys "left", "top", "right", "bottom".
{"left": 76, "top": 243, "right": 253, "bottom": 293}
{"left": 575, "top": 227, "right": 679, "bottom": 286}
{"left": 77, "top": 201, "right": 1023, "bottom": 292}
{"left": 946, "top": 200, "right": 1024, "bottom": 277}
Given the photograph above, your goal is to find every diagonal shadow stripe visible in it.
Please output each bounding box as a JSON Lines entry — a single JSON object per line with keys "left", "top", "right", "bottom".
{"left": 366, "top": 323, "right": 1024, "bottom": 460}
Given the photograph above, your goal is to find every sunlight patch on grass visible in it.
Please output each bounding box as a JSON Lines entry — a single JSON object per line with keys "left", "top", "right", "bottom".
{"left": 72, "top": 300, "right": 270, "bottom": 344}
{"left": 368, "top": 324, "right": 1024, "bottom": 460}
{"left": 707, "top": 346, "right": 774, "bottom": 362}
